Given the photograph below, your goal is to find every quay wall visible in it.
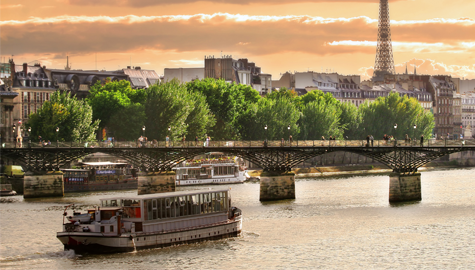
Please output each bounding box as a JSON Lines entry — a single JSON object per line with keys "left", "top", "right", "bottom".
{"left": 23, "top": 172, "right": 64, "bottom": 198}
{"left": 138, "top": 172, "right": 175, "bottom": 195}
{"left": 64, "top": 180, "right": 138, "bottom": 193}
{"left": 0, "top": 176, "right": 24, "bottom": 194}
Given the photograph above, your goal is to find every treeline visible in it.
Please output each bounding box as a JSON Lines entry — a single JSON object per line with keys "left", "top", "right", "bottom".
{"left": 27, "top": 78, "right": 435, "bottom": 142}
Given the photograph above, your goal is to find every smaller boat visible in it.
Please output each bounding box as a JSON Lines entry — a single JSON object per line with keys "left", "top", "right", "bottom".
{"left": 0, "top": 184, "right": 17, "bottom": 196}
{"left": 174, "top": 152, "right": 249, "bottom": 186}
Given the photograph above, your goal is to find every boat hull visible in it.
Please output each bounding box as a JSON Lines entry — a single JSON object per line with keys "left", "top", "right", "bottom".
{"left": 57, "top": 218, "right": 242, "bottom": 254}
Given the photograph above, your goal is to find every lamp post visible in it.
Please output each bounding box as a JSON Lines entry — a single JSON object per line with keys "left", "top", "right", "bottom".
{"left": 167, "top": 126, "right": 171, "bottom": 147}
{"left": 287, "top": 125, "right": 290, "bottom": 146}
{"left": 264, "top": 125, "right": 268, "bottom": 147}
{"left": 413, "top": 124, "right": 417, "bottom": 144}
{"left": 142, "top": 126, "right": 146, "bottom": 137}
{"left": 28, "top": 127, "right": 32, "bottom": 147}
{"left": 56, "top": 127, "right": 59, "bottom": 147}
{"left": 393, "top": 124, "right": 397, "bottom": 146}
{"left": 12, "top": 124, "right": 16, "bottom": 143}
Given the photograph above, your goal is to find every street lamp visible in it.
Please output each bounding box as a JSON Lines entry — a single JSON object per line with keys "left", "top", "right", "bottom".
{"left": 28, "top": 127, "right": 32, "bottom": 147}
{"left": 142, "top": 125, "right": 146, "bottom": 137}
{"left": 264, "top": 125, "right": 268, "bottom": 146}
{"left": 56, "top": 127, "right": 59, "bottom": 147}
{"left": 413, "top": 124, "right": 417, "bottom": 143}
{"left": 287, "top": 125, "right": 290, "bottom": 143}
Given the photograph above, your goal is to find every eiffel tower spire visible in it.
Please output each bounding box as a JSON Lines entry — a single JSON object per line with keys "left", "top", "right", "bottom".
{"left": 373, "top": 0, "right": 395, "bottom": 81}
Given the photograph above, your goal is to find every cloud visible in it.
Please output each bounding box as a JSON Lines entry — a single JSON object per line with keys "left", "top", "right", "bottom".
{"left": 66, "top": 0, "right": 405, "bottom": 7}
{"left": 169, "top": 59, "right": 203, "bottom": 65}
{"left": 360, "top": 59, "right": 475, "bottom": 80}
{"left": 1, "top": 13, "right": 474, "bottom": 58}
{"left": 0, "top": 4, "right": 22, "bottom": 8}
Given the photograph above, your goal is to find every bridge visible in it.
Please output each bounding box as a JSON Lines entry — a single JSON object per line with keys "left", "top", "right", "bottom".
{"left": 2, "top": 139, "right": 474, "bottom": 202}
{"left": 1, "top": 139, "right": 474, "bottom": 174}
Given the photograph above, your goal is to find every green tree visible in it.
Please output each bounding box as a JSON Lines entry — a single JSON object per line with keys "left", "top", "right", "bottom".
{"left": 145, "top": 80, "right": 215, "bottom": 141}
{"left": 339, "top": 101, "right": 362, "bottom": 139}
{"left": 239, "top": 97, "right": 300, "bottom": 140}
{"left": 87, "top": 80, "right": 147, "bottom": 140}
{"left": 28, "top": 91, "right": 99, "bottom": 142}
{"left": 358, "top": 92, "right": 434, "bottom": 140}
{"left": 186, "top": 78, "right": 260, "bottom": 140}
{"left": 299, "top": 101, "right": 343, "bottom": 140}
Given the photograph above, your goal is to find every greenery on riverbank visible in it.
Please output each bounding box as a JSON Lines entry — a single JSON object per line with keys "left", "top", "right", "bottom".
{"left": 26, "top": 79, "right": 435, "bottom": 142}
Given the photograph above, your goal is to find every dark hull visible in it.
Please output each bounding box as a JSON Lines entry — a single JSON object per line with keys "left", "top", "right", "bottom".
{"left": 64, "top": 180, "right": 137, "bottom": 193}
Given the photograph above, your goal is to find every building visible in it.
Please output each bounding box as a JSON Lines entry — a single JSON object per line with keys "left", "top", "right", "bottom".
{"left": 163, "top": 68, "right": 204, "bottom": 83}
{"left": 8, "top": 60, "right": 57, "bottom": 129}
{"left": 204, "top": 56, "right": 271, "bottom": 95}
{"left": 428, "top": 76, "right": 457, "bottom": 139}
{"left": 0, "top": 78, "right": 19, "bottom": 142}
{"left": 453, "top": 93, "right": 462, "bottom": 139}
{"left": 461, "top": 92, "right": 475, "bottom": 139}
{"left": 459, "top": 79, "right": 475, "bottom": 94}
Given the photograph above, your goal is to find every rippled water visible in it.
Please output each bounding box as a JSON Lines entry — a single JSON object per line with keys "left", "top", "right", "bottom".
{"left": 1, "top": 168, "right": 475, "bottom": 269}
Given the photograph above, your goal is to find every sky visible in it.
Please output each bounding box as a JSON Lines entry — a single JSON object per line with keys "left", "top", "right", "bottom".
{"left": 1, "top": 0, "right": 475, "bottom": 80}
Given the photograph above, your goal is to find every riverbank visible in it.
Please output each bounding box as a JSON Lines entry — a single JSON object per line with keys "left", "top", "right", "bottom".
{"left": 247, "top": 162, "right": 470, "bottom": 179}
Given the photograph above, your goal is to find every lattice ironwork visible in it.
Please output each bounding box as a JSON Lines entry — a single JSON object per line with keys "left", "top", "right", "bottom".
{"left": 374, "top": 0, "right": 395, "bottom": 76}
{"left": 0, "top": 145, "right": 471, "bottom": 174}
{"left": 347, "top": 147, "right": 461, "bottom": 175}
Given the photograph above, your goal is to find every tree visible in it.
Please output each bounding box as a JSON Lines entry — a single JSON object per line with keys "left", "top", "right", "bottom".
{"left": 358, "top": 92, "right": 435, "bottom": 140}
{"left": 27, "top": 91, "right": 99, "bottom": 142}
{"left": 186, "top": 78, "right": 260, "bottom": 140}
{"left": 239, "top": 97, "right": 300, "bottom": 140}
{"left": 87, "top": 80, "right": 147, "bottom": 140}
{"left": 299, "top": 101, "right": 343, "bottom": 140}
{"left": 144, "top": 80, "right": 215, "bottom": 141}
{"left": 339, "top": 101, "right": 362, "bottom": 139}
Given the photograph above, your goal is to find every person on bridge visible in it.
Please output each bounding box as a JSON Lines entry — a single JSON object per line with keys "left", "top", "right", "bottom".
{"left": 195, "top": 136, "right": 198, "bottom": 146}
{"left": 370, "top": 135, "right": 374, "bottom": 147}
{"left": 366, "top": 135, "right": 370, "bottom": 147}
{"left": 420, "top": 135, "right": 424, "bottom": 147}
{"left": 166, "top": 135, "right": 170, "bottom": 147}
{"left": 289, "top": 135, "right": 293, "bottom": 146}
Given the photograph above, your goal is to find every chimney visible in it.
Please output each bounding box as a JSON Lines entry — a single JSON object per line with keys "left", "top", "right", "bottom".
{"left": 23, "top": 63, "right": 28, "bottom": 75}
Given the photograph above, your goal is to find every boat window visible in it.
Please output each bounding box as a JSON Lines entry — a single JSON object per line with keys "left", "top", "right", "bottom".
{"left": 110, "top": 225, "right": 114, "bottom": 232}
{"left": 145, "top": 200, "right": 153, "bottom": 221}
{"left": 152, "top": 200, "right": 158, "bottom": 220}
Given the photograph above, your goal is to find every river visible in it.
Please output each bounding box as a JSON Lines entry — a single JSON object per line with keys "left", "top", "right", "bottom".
{"left": 1, "top": 168, "right": 474, "bottom": 269}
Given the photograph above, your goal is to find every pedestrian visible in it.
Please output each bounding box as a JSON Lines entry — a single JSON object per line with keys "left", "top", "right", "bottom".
{"left": 38, "top": 135, "right": 42, "bottom": 143}
{"left": 195, "top": 136, "right": 198, "bottom": 146}
{"left": 370, "top": 135, "right": 374, "bottom": 147}
{"left": 289, "top": 135, "right": 293, "bottom": 145}
{"left": 182, "top": 135, "right": 186, "bottom": 147}
{"left": 205, "top": 136, "right": 210, "bottom": 147}
{"left": 405, "top": 134, "right": 409, "bottom": 145}
{"left": 166, "top": 135, "right": 169, "bottom": 147}
{"left": 420, "top": 134, "right": 424, "bottom": 147}
{"left": 366, "top": 135, "right": 370, "bottom": 147}
{"left": 281, "top": 138, "right": 284, "bottom": 146}
{"left": 321, "top": 136, "right": 325, "bottom": 146}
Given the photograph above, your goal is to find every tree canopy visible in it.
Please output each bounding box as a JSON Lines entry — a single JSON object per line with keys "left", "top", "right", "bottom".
{"left": 28, "top": 91, "right": 99, "bottom": 142}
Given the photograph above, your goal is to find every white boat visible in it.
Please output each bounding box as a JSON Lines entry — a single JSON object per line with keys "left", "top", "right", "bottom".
{"left": 57, "top": 188, "right": 242, "bottom": 254}
{"left": 175, "top": 153, "right": 249, "bottom": 186}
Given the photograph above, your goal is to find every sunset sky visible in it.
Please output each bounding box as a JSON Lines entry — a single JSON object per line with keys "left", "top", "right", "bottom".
{"left": 1, "top": 0, "right": 474, "bottom": 80}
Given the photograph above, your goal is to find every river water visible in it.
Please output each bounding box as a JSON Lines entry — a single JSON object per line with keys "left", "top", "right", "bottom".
{"left": 1, "top": 168, "right": 474, "bottom": 269}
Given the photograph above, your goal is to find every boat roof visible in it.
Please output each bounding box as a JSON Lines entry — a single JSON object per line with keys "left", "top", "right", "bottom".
{"left": 61, "top": 169, "right": 90, "bottom": 172}
{"left": 102, "top": 188, "right": 231, "bottom": 201}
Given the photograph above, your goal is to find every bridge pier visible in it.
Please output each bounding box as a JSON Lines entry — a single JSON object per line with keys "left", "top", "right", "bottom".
{"left": 23, "top": 171, "right": 64, "bottom": 198}
{"left": 389, "top": 172, "right": 421, "bottom": 203}
{"left": 138, "top": 172, "right": 176, "bottom": 195}
{"left": 259, "top": 172, "right": 295, "bottom": 201}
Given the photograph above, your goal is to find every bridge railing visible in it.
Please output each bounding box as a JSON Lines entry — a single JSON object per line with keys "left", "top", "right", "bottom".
{"left": 2, "top": 139, "right": 475, "bottom": 149}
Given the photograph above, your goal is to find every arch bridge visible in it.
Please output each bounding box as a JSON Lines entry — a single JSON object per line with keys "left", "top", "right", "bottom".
{"left": 1, "top": 139, "right": 474, "bottom": 175}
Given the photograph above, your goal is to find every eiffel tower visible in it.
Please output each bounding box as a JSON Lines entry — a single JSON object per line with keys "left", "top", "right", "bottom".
{"left": 373, "top": 0, "right": 395, "bottom": 82}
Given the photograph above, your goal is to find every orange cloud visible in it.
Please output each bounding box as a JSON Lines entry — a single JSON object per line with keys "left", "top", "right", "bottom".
{"left": 2, "top": 13, "right": 474, "bottom": 58}
{"left": 66, "top": 0, "right": 406, "bottom": 7}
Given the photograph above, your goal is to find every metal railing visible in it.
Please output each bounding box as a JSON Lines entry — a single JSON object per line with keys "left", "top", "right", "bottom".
{"left": 2, "top": 139, "right": 475, "bottom": 149}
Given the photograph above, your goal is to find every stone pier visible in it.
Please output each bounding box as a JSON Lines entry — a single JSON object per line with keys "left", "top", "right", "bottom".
{"left": 23, "top": 171, "right": 64, "bottom": 198}
{"left": 138, "top": 172, "right": 175, "bottom": 195}
{"left": 259, "top": 172, "right": 295, "bottom": 201}
{"left": 389, "top": 172, "right": 422, "bottom": 203}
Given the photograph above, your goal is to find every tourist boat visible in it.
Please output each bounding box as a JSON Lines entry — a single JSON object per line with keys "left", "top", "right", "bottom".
{"left": 57, "top": 188, "right": 242, "bottom": 254}
{"left": 62, "top": 161, "right": 138, "bottom": 193}
{"left": 174, "top": 152, "right": 249, "bottom": 186}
